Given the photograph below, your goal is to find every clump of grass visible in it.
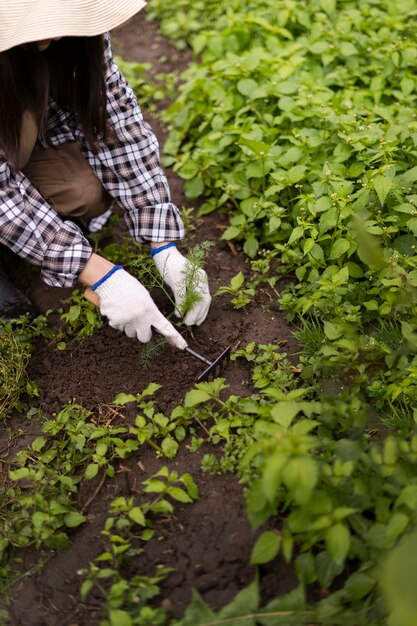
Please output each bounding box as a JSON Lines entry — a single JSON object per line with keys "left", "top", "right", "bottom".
{"left": 0, "top": 324, "right": 30, "bottom": 419}
{"left": 292, "top": 316, "right": 325, "bottom": 356}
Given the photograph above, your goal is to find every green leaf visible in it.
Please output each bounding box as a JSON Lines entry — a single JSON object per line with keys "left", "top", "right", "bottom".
{"left": 325, "top": 523, "right": 350, "bottom": 566}
{"left": 396, "top": 485, "right": 417, "bottom": 511}
{"left": 237, "top": 78, "right": 258, "bottom": 97}
{"left": 250, "top": 530, "right": 281, "bottom": 565}
{"left": 185, "top": 177, "right": 204, "bottom": 199}
{"left": 394, "top": 234, "right": 417, "bottom": 256}
{"left": 85, "top": 463, "right": 99, "bottom": 480}
{"left": 184, "top": 389, "right": 212, "bottom": 407}
{"left": 109, "top": 609, "right": 132, "bottom": 626}
{"left": 386, "top": 512, "right": 409, "bottom": 542}
{"left": 373, "top": 175, "right": 392, "bottom": 206}
{"left": 288, "top": 226, "right": 304, "bottom": 246}
{"left": 141, "top": 382, "right": 161, "bottom": 397}
{"left": 270, "top": 401, "right": 301, "bottom": 428}
{"left": 243, "top": 236, "right": 259, "bottom": 258}
{"left": 230, "top": 271, "right": 245, "bottom": 290}
{"left": 9, "top": 467, "right": 30, "bottom": 481}
{"left": 129, "top": 506, "right": 146, "bottom": 526}
{"left": 352, "top": 217, "right": 389, "bottom": 270}
{"left": 177, "top": 590, "right": 216, "bottom": 626}
{"left": 162, "top": 436, "right": 179, "bottom": 459}
{"left": 67, "top": 305, "right": 81, "bottom": 323}
{"left": 283, "top": 457, "right": 318, "bottom": 504}
{"left": 323, "top": 321, "right": 343, "bottom": 340}
{"left": 143, "top": 479, "right": 166, "bottom": 493}
{"left": 113, "top": 392, "right": 136, "bottom": 405}
{"left": 95, "top": 442, "right": 107, "bottom": 457}
{"left": 80, "top": 579, "right": 94, "bottom": 601}
{"left": 32, "top": 436, "right": 47, "bottom": 452}
{"left": 319, "top": 0, "right": 336, "bottom": 14}
{"left": 218, "top": 579, "right": 259, "bottom": 624}
{"left": 180, "top": 473, "right": 199, "bottom": 500}
{"left": 221, "top": 225, "right": 242, "bottom": 240}
{"left": 64, "top": 511, "right": 86, "bottom": 528}
{"left": 329, "top": 238, "right": 350, "bottom": 260}
{"left": 344, "top": 571, "right": 376, "bottom": 602}
{"left": 167, "top": 486, "right": 193, "bottom": 504}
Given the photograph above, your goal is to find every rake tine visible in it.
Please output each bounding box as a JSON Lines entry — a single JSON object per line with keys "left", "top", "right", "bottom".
{"left": 196, "top": 346, "right": 232, "bottom": 383}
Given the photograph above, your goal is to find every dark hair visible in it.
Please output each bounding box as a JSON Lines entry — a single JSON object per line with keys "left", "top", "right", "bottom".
{"left": 0, "top": 35, "right": 107, "bottom": 167}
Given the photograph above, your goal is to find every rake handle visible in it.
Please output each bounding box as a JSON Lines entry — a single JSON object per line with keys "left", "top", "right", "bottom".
{"left": 183, "top": 345, "right": 213, "bottom": 366}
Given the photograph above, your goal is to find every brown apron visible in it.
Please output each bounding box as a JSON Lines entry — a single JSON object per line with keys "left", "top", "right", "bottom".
{"left": 19, "top": 111, "right": 112, "bottom": 219}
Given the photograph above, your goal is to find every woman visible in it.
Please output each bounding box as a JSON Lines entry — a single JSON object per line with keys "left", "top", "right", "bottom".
{"left": 0, "top": 0, "right": 211, "bottom": 349}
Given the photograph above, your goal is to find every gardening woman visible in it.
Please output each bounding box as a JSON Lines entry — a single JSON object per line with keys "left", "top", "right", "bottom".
{"left": 0, "top": 0, "right": 211, "bottom": 349}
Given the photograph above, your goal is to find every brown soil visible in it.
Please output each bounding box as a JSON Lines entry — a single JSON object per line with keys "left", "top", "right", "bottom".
{"left": 1, "top": 11, "right": 299, "bottom": 626}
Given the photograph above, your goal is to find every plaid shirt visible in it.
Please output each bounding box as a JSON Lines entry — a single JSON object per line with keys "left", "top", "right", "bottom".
{"left": 0, "top": 33, "right": 185, "bottom": 288}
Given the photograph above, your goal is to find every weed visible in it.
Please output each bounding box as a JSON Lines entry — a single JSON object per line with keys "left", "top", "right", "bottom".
{"left": 215, "top": 271, "right": 255, "bottom": 309}
{"left": 0, "top": 323, "right": 30, "bottom": 420}
{"left": 292, "top": 316, "right": 325, "bottom": 357}
{"left": 80, "top": 468, "right": 198, "bottom": 624}
{"left": 59, "top": 289, "right": 103, "bottom": 341}
{"left": 138, "top": 335, "right": 167, "bottom": 370}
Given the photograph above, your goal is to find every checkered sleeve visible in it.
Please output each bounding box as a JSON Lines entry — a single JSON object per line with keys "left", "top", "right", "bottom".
{"left": 0, "top": 157, "right": 93, "bottom": 287}
{"left": 83, "top": 32, "right": 185, "bottom": 243}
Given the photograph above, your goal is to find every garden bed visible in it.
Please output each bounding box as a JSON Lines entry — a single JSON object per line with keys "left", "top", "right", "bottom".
{"left": 1, "top": 12, "right": 298, "bottom": 626}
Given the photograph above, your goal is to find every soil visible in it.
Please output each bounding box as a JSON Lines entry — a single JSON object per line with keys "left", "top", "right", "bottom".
{"left": 1, "top": 11, "right": 299, "bottom": 626}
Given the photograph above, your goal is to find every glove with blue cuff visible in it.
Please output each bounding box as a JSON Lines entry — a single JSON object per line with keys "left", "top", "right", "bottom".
{"left": 152, "top": 243, "right": 211, "bottom": 326}
{"left": 93, "top": 266, "right": 187, "bottom": 349}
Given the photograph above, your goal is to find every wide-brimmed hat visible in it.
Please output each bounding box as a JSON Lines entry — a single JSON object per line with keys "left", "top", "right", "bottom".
{"left": 0, "top": 0, "right": 147, "bottom": 52}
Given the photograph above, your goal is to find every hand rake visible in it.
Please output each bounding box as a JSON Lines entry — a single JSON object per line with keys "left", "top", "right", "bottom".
{"left": 84, "top": 288, "right": 231, "bottom": 382}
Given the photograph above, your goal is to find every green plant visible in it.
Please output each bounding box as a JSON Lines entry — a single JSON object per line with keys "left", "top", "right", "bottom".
{"left": 0, "top": 322, "right": 30, "bottom": 420}
{"left": 59, "top": 289, "right": 103, "bottom": 341}
{"left": 115, "top": 56, "right": 166, "bottom": 112}
{"left": 215, "top": 271, "right": 255, "bottom": 309}
{"left": 292, "top": 316, "right": 325, "bottom": 357}
{"left": 174, "top": 241, "right": 214, "bottom": 317}
{"left": 80, "top": 468, "right": 198, "bottom": 625}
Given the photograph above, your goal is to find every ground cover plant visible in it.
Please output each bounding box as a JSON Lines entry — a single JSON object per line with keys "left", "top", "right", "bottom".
{"left": 1, "top": 2, "right": 417, "bottom": 625}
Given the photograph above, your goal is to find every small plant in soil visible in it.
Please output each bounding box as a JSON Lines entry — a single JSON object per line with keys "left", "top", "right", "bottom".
{"left": 80, "top": 468, "right": 198, "bottom": 625}
{"left": 215, "top": 270, "right": 255, "bottom": 309}
{"left": 170, "top": 240, "right": 214, "bottom": 318}
{"left": 0, "top": 322, "right": 30, "bottom": 420}
{"left": 59, "top": 289, "right": 103, "bottom": 342}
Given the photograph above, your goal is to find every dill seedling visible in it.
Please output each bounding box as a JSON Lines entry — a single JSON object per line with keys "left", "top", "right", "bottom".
{"left": 175, "top": 241, "right": 214, "bottom": 317}
{"left": 138, "top": 335, "right": 167, "bottom": 370}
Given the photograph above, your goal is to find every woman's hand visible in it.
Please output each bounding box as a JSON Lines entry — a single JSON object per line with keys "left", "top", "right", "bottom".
{"left": 79, "top": 254, "right": 187, "bottom": 349}
{"left": 151, "top": 244, "right": 211, "bottom": 326}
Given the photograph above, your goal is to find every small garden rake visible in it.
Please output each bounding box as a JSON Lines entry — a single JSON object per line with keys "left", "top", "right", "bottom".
{"left": 84, "top": 288, "right": 231, "bottom": 382}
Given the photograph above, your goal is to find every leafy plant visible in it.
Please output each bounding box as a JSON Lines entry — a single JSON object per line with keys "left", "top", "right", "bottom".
{"left": 80, "top": 468, "right": 198, "bottom": 625}
{"left": 59, "top": 289, "right": 103, "bottom": 341}
{"left": 215, "top": 271, "right": 255, "bottom": 308}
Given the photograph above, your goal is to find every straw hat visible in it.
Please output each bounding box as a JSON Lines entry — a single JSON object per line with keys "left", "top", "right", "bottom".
{"left": 0, "top": 0, "right": 147, "bottom": 52}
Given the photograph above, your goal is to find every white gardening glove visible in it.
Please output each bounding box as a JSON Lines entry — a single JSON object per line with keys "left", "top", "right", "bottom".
{"left": 152, "top": 245, "right": 211, "bottom": 326}
{"left": 94, "top": 268, "right": 187, "bottom": 349}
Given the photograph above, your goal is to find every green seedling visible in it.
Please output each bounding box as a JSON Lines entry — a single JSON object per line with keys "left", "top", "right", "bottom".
{"left": 59, "top": 289, "right": 103, "bottom": 341}
{"left": 80, "top": 468, "right": 198, "bottom": 625}
{"left": 215, "top": 271, "right": 255, "bottom": 309}
{"left": 173, "top": 240, "right": 214, "bottom": 317}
